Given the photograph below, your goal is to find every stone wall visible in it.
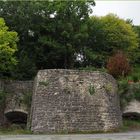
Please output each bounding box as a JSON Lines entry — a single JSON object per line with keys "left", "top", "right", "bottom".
{"left": 31, "top": 69, "right": 122, "bottom": 133}
{"left": 0, "top": 80, "right": 5, "bottom": 126}
{"left": 0, "top": 80, "right": 33, "bottom": 126}
{"left": 4, "top": 80, "right": 33, "bottom": 114}
{"left": 123, "top": 100, "right": 140, "bottom": 116}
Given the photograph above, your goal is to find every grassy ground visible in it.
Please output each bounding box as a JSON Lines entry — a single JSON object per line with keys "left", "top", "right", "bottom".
{"left": 0, "top": 128, "right": 32, "bottom": 134}
{"left": 0, "top": 119, "right": 140, "bottom": 134}
{"left": 121, "top": 119, "right": 140, "bottom": 132}
{"left": 0, "top": 124, "right": 32, "bottom": 134}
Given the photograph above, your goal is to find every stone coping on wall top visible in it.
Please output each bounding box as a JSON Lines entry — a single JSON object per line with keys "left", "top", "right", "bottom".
{"left": 38, "top": 69, "right": 105, "bottom": 74}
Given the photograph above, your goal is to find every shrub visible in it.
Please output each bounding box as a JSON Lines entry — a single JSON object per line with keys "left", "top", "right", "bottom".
{"left": 107, "top": 51, "right": 131, "bottom": 78}
{"left": 118, "top": 79, "right": 130, "bottom": 108}
{"left": 132, "top": 75, "right": 139, "bottom": 83}
{"left": 118, "top": 79, "right": 140, "bottom": 109}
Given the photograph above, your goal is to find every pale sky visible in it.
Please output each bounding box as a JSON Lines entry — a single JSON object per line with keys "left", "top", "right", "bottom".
{"left": 92, "top": 1, "right": 140, "bottom": 25}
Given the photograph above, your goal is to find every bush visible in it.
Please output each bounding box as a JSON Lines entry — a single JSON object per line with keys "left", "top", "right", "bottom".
{"left": 107, "top": 51, "right": 131, "bottom": 78}
{"left": 118, "top": 79, "right": 130, "bottom": 108}
{"left": 118, "top": 79, "right": 140, "bottom": 109}
{"left": 132, "top": 75, "right": 139, "bottom": 83}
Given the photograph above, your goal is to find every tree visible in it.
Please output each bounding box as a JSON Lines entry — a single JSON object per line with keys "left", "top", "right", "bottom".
{"left": 0, "top": 18, "right": 18, "bottom": 76}
{"left": 83, "top": 14, "right": 138, "bottom": 68}
{"left": 0, "top": 0, "right": 95, "bottom": 79}
{"left": 132, "top": 25, "right": 140, "bottom": 65}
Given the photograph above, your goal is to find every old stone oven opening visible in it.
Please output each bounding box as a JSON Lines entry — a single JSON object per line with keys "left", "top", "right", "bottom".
{"left": 5, "top": 111, "right": 27, "bottom": 128}
{"left": 123, "top": 112, "right": 140, "bottom": 120}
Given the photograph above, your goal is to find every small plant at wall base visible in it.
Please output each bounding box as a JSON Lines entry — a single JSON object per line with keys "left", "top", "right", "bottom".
{"left": 88, "top": 84, "right": 95, "bottom": 95}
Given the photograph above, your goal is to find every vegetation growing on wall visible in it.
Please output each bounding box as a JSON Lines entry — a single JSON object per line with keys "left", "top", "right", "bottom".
{"left": 118, "top": 79, "right": 140, "bottom": 109}
{"left": 88, "top": 84, "right": 95, "bottom": 95}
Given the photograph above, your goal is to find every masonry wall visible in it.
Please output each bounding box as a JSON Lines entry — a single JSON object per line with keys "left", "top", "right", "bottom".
{"left": 31, "top": 69, "right": 122, "bottom": 133}
{"left": 0, "top": 80, "right": 5, "bottom": 126}
{"left": 0, "top": 80, "right": 33, "bottom": 126}
{"left": 4, "top": 80, "right": 33, "bottom": 114}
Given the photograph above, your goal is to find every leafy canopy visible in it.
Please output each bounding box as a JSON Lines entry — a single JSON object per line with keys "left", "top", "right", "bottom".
{"left": 0, "top": 18, "right": 18, "bottom": 73}
{"left": 83, "top": 14, "right": 138, "bottom": 67}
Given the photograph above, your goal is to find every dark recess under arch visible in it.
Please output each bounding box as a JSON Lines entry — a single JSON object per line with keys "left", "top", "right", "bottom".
{"left": 123, "top": 112, "right": 140, "bottom": 120}
{"left": 5, "top": 111, "right": 27, "bottom": 125}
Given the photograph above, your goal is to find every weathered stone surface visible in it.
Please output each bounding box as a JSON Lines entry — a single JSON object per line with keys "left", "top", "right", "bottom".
{"left": 0, "top": 80, "right": 33, "bottom": 125}
{"left": 31, "top": 69, "right": 122, "bottom": 133}
{"left": 4, "top": 80, "right": 33, "bottom": 114}
{"left": 123, "top": 100, "right": 140, "bottom": 116}
{"left": 0, "top": 80, "right": 5, "bottom": 126}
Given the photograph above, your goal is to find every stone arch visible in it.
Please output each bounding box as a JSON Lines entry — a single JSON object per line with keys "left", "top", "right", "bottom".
{"left": 123, "top": 112, "right": 140, "bottom": 120}
{"left": 123, "top": 100, "right": 140, "bottom": 120}
{"left": 4, "top": 109, "right": 28, "bottom": 125}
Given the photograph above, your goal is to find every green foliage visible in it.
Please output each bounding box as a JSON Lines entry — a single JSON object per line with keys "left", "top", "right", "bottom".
{"left": 78, "top": 66, "right": 107, "bottom": 72}
{"left": 118, "top": 79, "right": 130, "bottom": 108}
{"left": 118, "top": 78, "right": 140, "bottom": 108}
{"left": 132, "top": 75, "right": 139, "bottom": 82}
{"left": 132, "top": 26, "right": 140, "bottom": 65}
{"left": 0, "top": 127, "right": 32, "bottom": 134}
{"left": 39, "top": 81, "right": 49, "bottom": 87}
{"left": 131, "top": 84, "right": 140, "bottom": 101}
{"left": 104, "top": 83, "right": 113, "bottom": 93}
{"left": 85, "top": 14, "right": 138, "bottom": 68}
{"left": 126, "top": 66, "right": 140, "bottom": 82}
{"left": 0, "top": 1, "right": 139, "bottom": 80}
{"left": 12, "top": 52, "right": 37, "bottom": 80}
{"left": 122, "top": 119, "right": 140, "bottom": 131}
{"left": 0, "top": 0, "right": 95, "bottom": 79}
{"left": 88, "top": 84, "right": 95, "bottom": 95}
{"left": 0, "top": 18, "right": 18, "bottom": 75}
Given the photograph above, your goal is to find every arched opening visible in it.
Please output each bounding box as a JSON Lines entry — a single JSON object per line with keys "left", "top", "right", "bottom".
{"left": 4, "top": 111, "right": 28, "bottom": 128}
{"left": 123, "top": 112, "right": 140, "bottom": 120}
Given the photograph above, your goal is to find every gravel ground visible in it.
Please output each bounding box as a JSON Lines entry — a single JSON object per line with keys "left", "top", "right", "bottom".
{"left": 0, "top": 132, "right": 140, "bottom": 140}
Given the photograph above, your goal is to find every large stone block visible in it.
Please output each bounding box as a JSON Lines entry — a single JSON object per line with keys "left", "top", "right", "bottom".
{"left": 30, "top": 69, "right": 122, "bottom": 133}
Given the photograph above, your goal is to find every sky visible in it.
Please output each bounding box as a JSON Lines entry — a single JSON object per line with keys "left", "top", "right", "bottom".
{"left": 92, "top": 1, "right": 140, "bottom": 25}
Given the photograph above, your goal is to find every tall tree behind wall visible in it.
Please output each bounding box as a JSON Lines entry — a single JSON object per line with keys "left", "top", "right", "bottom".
{"left": 84, "top": 14, "right": 138, "bottom": 68}
{"left": 0, "top": 0, "right": 95, "bottom": 80}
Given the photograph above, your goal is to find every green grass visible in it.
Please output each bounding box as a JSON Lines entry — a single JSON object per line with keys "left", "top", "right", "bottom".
{"left": 0, "top": 127, "right": 32, "bottom": 135}
{"left": 121, "top": 119, "right": 140, "bottom": 132}
{"left": 78, "top": 66, "right": 107, "bottom": 72}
